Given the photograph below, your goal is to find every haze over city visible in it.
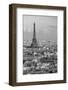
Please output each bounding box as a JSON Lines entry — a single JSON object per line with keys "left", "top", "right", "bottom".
{"left": 23, "top": 15, "right": 57, "bottom": 42}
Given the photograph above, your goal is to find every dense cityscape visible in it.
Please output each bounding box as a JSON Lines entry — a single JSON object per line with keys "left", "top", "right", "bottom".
{"left": 23, "top": 23, "right": 57, "bottom": 75}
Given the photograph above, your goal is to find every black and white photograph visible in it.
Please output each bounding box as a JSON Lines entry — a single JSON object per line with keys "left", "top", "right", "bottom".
{"left": 23, "top": 15, "right": 57, "bottom": 75}
{"left": 9, "top": 4, "right": 66, "bottom": 86}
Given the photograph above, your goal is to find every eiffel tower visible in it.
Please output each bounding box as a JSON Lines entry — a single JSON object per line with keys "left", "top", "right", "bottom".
{"left": 31, "top": 22, "right": 38, "bottom": 48}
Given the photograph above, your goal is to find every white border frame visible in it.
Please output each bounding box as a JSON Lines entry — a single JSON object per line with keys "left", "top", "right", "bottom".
{"left": 16, "top": 8, "right": 64, "bottom": 82}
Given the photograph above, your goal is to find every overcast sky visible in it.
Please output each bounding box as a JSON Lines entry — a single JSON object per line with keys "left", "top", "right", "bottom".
{"left": 23, "top": 15, "right": 57, "bottom": 42}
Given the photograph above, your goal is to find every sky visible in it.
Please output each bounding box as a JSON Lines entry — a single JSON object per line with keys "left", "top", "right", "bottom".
{"left": 23, "top": 15, "right": 57, "bottom": 42}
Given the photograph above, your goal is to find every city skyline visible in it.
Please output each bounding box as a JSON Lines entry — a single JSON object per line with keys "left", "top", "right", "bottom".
{"left": 23, "top": 15, "right": 57, "bottom": 43}
{"left": 23, "top": 15, "right": 57, "bottom": 75}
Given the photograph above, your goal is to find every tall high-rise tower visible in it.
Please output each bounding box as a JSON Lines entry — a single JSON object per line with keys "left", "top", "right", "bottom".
{"left": 31, "top": 22, "right": 38, "bottom": 48}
